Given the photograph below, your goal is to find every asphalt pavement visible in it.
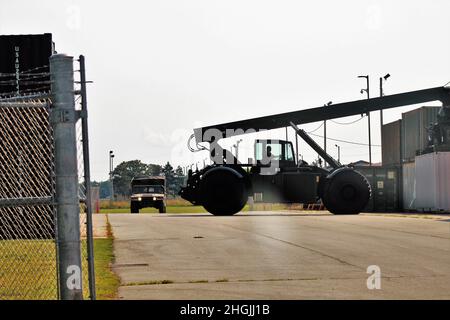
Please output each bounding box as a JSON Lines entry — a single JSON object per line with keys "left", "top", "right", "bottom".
{"left": 106, "top": 212, "right": 450, "bottom": 299}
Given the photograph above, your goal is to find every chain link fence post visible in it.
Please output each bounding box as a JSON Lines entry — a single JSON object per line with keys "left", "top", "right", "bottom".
{"left": 50, "top": 54, "right": 83, "bottom": 300}
{"left": 79, "top": 55, "right": 96, "bottom": 299}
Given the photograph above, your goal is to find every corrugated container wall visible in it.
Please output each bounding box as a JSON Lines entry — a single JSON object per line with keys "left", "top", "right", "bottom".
{"left": 401, "top": 106, "right": 440, "bottom": 162}
{"left": 382, "top": 120, "right": 402, "bottom": 166}
{"left": 402, "top": 161, "right": 416, "bottom": 210}
{"left": 415, "top": 152, "right": 450, "bottom": 211}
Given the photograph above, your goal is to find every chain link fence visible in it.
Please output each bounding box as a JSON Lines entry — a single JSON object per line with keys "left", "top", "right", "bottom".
{"left": 0, "top": 98, "right": 57, "bottom": 299}
{"left": 0, "top": 55, "right": 95, "bottom": 300}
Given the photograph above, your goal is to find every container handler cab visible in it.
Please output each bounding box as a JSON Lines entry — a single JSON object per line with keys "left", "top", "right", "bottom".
{"left": 180, "top": 86, "right": 450, "bottom": 216}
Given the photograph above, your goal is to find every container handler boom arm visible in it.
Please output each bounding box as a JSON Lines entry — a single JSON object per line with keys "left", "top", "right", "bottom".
{"left": 194, "top": 86, "right": 450, "bottom": 143}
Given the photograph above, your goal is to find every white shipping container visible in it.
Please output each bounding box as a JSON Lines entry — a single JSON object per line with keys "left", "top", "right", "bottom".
{"left": 415, "top": 152, "right": 450, "bottom": 211}
{"left": 402, "top": 162, "right": 416, "bottom": 210}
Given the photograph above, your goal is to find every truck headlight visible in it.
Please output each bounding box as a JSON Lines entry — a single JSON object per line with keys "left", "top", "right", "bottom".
{"left": 138, "top": 197, "right": 142, "bottom": 201}
{"left": 153, "top": 197, "right": 156, "bottom": 201}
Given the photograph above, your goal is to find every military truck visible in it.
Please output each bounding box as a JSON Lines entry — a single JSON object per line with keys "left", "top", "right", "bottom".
{"left": 130, "top": 176, "right": 166, "bottom": 214}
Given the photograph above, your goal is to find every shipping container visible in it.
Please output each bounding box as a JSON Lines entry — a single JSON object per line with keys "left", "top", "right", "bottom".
{"left": 354, "top": 166, "right": 400, "bottom": 212}
{"left": 401, "top": 106, "right": 440, "bottom": 162}
{"left": 0, "top": 34, "right": 55, "bottom": 239}
{"left": 382, "top": 119, "right": 402, "bottom": 166}
{"left": 402, "top": 161, "right": 416, "bottom": 210}
{"left": 414, "top": 152, "right": 450, "bottom": 212}
{"left": 0, "top": 33, "right": 54, "bottom": 97}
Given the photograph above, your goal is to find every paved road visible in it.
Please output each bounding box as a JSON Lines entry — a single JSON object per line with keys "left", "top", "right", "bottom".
{"left": 107, "top": 212, "right": 450, "bottom": 299}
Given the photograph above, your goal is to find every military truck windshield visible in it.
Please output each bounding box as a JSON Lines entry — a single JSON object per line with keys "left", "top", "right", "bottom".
{"left": 132, "top": 185, "right": 164, "bottom": 194}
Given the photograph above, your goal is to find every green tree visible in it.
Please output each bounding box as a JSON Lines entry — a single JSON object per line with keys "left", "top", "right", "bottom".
{"left": 148, "top": 164, "right": 163, "bottom": 176}
{"left": 174, "top": 165, "right": 184, "bottom": 176}
{"left": 91, "top": 180, "right": 112, "bottom": 199}
{"left": 162, "top": 162, "right": 175, "bottom": 197}
{"left": 112, "top": 160, "right": 153, "bottom": 196}
{"left": 173, "top": 165, "right": 186, "bottom": 196}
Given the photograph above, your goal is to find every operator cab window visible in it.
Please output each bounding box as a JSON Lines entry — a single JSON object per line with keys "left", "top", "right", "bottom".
{"left": 284, "top": 143, "right": 294, "bottom": 162}
{"left": 254, "top": 140, "right": 296, "bottom": 166}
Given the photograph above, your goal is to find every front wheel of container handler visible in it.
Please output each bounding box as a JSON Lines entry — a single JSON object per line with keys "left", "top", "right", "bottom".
{"left": 200, "top": 167, "right": 247, "bottom": 216}
{"left": 322, "top": 168, "right": 371, "bottom": 215}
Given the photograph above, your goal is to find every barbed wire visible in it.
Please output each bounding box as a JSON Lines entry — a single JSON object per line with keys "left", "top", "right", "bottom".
{"left": 0, "top": 74, "right": 50, "bottom": 85}
{"left": 0, "top": 65, "right": 50, "bottom": 78}
{"left": 0, "top": 86, "right": 51, "bottom": 98}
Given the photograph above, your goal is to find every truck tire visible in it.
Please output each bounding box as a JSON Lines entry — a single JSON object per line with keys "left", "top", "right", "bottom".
{"left": 200, "top": 167, "right": 247, "bottom": 216}
{"left": 130, "top": 202, "right": 139, "bottom": 214}
{"left": 159, "top": 203, "right": 166, "bottom": 214}
{"left": 321, "top": 168, "right": 371, "bottom": 215}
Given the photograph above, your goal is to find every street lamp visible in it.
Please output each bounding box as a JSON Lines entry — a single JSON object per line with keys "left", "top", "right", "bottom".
{"left": 323, "top": 101, "right": 332, "bottom": 156}
{"left": 109, "top": 150, "right": 115, "bottom": 203}
{"left": 358, "top": 75, "right": 372, "bottom": 166}
{"left": 232, "top": 139, "right": 243, "bottom": 161}
{"left": 335, "top": 144, "right": 341, "bottom": 164}
{"left": 379, "top": 74, "right": 390, "bottom": 166}
{"left": 379, "top": 73, "right": 390, "bottom": 128}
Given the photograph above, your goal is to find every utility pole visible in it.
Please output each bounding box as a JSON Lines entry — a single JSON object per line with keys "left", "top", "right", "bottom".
{"left": 335, "top": 144, "right": 341, "bottom": 164}
{"left": 379, "top": 73, "right": 390, "bottom": 140}
{"left": 358, "top": 75, "right": 372, "bottom": 166}
{"left": 233, "top": 139, "right": 243, "bottom": 161}
{"left": 323, "top": 101, "right": 332, "bottom": 166}
{"left": 109, "top": 150, "right": 114, "bottom": 205}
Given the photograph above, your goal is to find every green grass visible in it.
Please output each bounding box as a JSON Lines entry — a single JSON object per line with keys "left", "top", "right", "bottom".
{"left": 124, "top": 279, "right": 174, "bottom": 287}
{"left": 0, "top": 218, "right": 120, "bottom": 300}
{"left": 94, "top": 216, "right": 120, "bottom": 299}
{"left": 93, "top": 238, "right": 120, "bottom": 299}
{"left": 0, "top": 240, "right": 58, "bottom": 300}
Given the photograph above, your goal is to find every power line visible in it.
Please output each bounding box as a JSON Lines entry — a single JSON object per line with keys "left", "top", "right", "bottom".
{"left": 309, "top": 133, "right": 381, "bottom": 147}
{"left": 306, "top": 122, "right": 324, "bottom": 134}
{"left": 329, "top": 116, "right": 364, "bottom": 125}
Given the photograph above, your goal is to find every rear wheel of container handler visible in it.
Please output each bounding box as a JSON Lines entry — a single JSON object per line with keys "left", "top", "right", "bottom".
{"left": 322, "top": 169, "right": 370, "bottom": 215}
{"left": 130, "top": 202, "right": 139, "bottom": 214}
{"left": 201, "top": 167, "right": 247, "bottom": 216}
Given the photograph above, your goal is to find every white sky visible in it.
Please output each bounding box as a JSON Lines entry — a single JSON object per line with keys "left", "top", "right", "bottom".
{"left": 1, "top": 0, "right": 449, "bottom": 180}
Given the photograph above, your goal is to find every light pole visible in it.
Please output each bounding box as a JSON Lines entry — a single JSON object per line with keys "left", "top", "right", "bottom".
{"left": 335, "top": 144, "right": 341, "bottom": 164}
{"left": 109, "top": 150, "right": 115, "bottom": 204}
{"left": 323, "top": 101, "right": 332, "bottom": 164}
{"left": 358, "top": 75, "right": 372, "bottom": 165}
{"left": 379, "top": 73, "right": 390, "bottom": 129}
{"left": 233, "top": 139, "right": 243, "bottom": 161}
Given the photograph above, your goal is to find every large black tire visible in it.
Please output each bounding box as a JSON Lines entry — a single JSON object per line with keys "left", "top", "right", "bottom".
{"left": 322, "top": 168, "right": 371, "bottom": 215}
{"left": 200, "top": 167, "right": 248, "bottom": 216}
{"left": 130, "top": 202, "right": 139, "bottom": 214}
{"left": 159, "top": 203, "right": 166, "bottom": 214}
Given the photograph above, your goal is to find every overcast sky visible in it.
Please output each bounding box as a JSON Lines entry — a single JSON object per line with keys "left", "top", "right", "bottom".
{"left": 1, "top": 0, "right": 449, "bottom": 180}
